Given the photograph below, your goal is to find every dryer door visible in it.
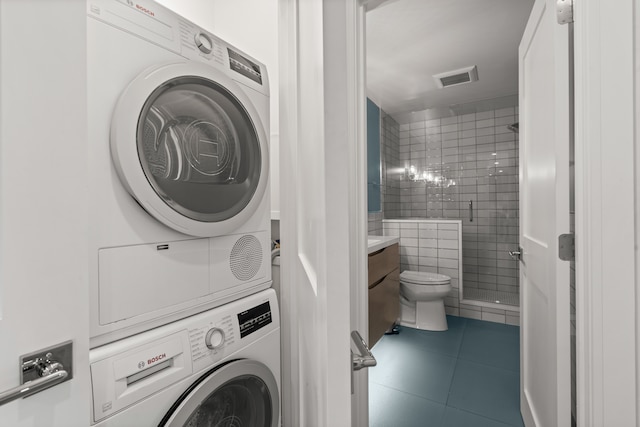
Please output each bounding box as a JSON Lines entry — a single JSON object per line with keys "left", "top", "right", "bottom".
{"left": 111, "top": 61, "right": 269, "bottom": 237}
{"left": 160, "top": 359, "right": 279, "bottom": 427}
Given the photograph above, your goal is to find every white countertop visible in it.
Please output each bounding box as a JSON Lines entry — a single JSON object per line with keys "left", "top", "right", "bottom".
{"left": 367, "top": 235, "right": 399, "bottom": 254}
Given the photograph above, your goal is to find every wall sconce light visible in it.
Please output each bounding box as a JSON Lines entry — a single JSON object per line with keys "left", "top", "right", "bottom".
{"left": 404, "top": 165, "right": 456, "bottom": 187}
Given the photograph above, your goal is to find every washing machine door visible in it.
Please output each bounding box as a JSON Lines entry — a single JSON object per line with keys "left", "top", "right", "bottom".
{"left": 111, "top": 61, "right": 269, "bottom": 237}
{"left": 159, "top": 359, "right": 279, "bottom": 427}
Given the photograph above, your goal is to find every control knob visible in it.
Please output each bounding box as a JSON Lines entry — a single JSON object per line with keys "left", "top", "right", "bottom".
{"left": 194, "top": 32, "right": 213, "bottom": 54}
{"left": 205, "top": 327, "right": 225, "bottom": 350}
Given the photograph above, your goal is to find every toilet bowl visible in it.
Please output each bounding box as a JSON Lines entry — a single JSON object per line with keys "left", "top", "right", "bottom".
{"left": 399, "top": 270, "right": 452, "bottom": 331}
{"left": 271, "top": 248, "right": 281, "bottom": 303}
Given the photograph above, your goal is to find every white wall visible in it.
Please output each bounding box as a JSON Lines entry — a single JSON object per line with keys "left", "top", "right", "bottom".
{"left": 0, "top": 1, "right": 90, "bottom": 425}
{"left": 156, "top": 0, "right": 281, "bottom": 218}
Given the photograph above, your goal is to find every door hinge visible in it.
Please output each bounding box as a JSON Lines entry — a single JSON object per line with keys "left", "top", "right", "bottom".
{"left": 556, "top": 0, "right": 574, "bottom": 24}
{"left": 558, "top": 233, "right": 575, "bottom": 261}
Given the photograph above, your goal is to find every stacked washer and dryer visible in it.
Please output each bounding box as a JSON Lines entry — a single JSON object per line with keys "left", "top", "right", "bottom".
{"left": 87, "top": 0, "right": 279, "bottom": 425}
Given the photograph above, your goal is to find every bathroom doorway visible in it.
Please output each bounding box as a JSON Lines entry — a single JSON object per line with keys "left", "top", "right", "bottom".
{"left": 363, "top": 0, "right": 566, "bottom": 424}
{"left": 365, "top": 0, "right": 532, "bottom": 321}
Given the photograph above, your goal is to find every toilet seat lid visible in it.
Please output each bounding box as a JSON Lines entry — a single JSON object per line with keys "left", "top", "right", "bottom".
{"left": 400, "top": 270, "right": 451, "bottom": 285}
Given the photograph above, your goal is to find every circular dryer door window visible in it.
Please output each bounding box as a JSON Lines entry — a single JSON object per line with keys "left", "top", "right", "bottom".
{"left": 111, "top": 62, "right": 269, "bottom": 237}
{"left": 159, "top": 359, "right": 279, "bottom": 427}
{"left": 138, "top": 76, "right": 260, "bottom": 221}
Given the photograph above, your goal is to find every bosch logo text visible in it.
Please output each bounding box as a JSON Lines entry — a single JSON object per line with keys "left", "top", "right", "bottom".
{"left": 136, "top": 4, "right": 155, "bottom": 17}
{"left": 148, "top": 353, "right": 166, "bottom": 365}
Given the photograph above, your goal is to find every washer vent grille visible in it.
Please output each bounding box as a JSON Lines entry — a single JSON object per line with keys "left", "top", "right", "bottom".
{"left": 230, "top": 235, "right": 263, "bottom": 281}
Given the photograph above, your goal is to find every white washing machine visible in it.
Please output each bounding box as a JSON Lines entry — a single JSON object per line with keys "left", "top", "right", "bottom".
{"left": 90, "top": 289, "right": 280, "bottom": 426}
{"left": 87, "top": 0, "right": 272, "bottom": 347}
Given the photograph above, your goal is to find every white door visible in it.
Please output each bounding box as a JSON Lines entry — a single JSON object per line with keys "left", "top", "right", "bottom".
{"left": 0, "top": 1, "right": 90, "bottom": 426}
{"left": 518, "top": 0, "right": 572, "bottom": 425}
{"left": 279, "top": 0, "right": 369, "bottom": 426}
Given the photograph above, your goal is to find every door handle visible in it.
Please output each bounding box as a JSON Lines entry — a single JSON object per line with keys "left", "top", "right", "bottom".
{"left": 0, "top": 341, "right": 72, "bottom": 406}
{"left": 509, "top": 250, "right": 522, "bottom": 261}
{"left": 351, "top": 330, "right": 376, "bottom": 371}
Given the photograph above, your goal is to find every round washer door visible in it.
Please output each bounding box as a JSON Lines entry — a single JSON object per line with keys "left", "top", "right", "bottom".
{"left": 160, "top": 359, "right": 279, "bottom": 427}
{"left": 111, "top": 61, "right": 269, "bottom": 237}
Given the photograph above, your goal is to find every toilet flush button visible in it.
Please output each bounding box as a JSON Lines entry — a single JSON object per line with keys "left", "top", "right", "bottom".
{"left": 205, "top": 328, "right": 225, "bottom": 350}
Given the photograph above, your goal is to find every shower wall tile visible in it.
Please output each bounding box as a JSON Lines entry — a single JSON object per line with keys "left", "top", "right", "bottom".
{"left": 368, "top": 212, "right": 383, "bottom": 235}
{"left": 387, "top": 100, "right": 520, "bottom": 316}
{"left": 384, "top": 219, "right": 462, "bottom": 316}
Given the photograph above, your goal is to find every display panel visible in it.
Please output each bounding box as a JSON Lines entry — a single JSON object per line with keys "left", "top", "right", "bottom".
{"left": 228, "top": 48, "right": 262, "bottom": 85}
{"left": 237, "top": 301, "right": 271, "bottom": 338}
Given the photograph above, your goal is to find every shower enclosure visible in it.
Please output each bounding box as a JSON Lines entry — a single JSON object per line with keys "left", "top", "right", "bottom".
{"left": 381, "top": 97, "right": 520, "bottom": 312}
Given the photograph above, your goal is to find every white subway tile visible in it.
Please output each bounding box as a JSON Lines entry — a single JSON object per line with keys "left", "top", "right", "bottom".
{"left": 419, "top": 247, "right": 438, "bottom": 257}
{"left": 445, "top": 306, "right": 460, "bottom": 316}
{"left": 506, "top": 315, "right": 520, "bottom": 326}
{"left": 481, "top": 312, "right": 506, "bottom": 324}
{"left": 400, "top": 228, "right": 419, "bottom": 238}
{"left": 418, "top": 256, "right": 438, "bottom": 268}
{"left": 400, "top": 222, "right": 418, "bottom": 229}
{"left": 438, "top": 249, "right": 459, "bottom": 260}
{"left": 441, "top": 116, "right": 458, "bottom": 126}
{"left": 445, "top": 296, "right": 459, "bottom": 308}
{"left": 481, "top": 306, "right": 506, "bottom": 315}
{"left": 400, "top": 237, "right": 418, "bottom": 247}
{"left": 419, "top": 238, "right": 438, "bottom": 248}
{"left": 419, "top": 229, "right": 438, "bottom": 239}
{"left": 438, "top": 267, "right": 458, "bottom": 279}
{"left": 438, "top": 258, "right": 458, "bottom": 269}
{"left": 437, "top": 223, "right": 459, "bottom": 230}
{"left": 401, "top": 246, "right": 419, "bottom": 257}
{"left": 438, "top": 230, "right": 458, "bottom": 240}
{"left": 460, "top": 308, "right": 482, "bottom": 320}
{"left": 438, "top": 239, "right": 459, "bottom": 249}
{"left": 475, "top": 111, "right": 494, "bottom": 120}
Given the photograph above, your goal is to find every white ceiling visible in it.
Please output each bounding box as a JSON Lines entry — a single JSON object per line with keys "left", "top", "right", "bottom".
{"left": 366, "top": 0, "right": 535, "bottom": 116}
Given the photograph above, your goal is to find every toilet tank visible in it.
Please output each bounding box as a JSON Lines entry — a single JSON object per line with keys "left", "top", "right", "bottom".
{"left": 271, "top": 249, "right": 280, "bottom": 302}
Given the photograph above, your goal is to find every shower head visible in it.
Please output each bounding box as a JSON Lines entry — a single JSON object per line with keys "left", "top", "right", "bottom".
{"left": 507, "top": 122, "right": 519, "bottom": 133}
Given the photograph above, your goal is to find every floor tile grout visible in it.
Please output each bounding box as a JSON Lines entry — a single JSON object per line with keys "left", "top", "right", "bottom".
{"left": 370, "top": 316, "right": 523, "bottom": 427}
{"left": 370, "top": 381, "right": 448, "bottom": 408}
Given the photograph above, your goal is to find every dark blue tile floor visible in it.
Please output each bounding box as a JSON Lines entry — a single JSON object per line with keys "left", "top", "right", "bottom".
{"left": 369, "top": 316, "right": 523, "bottom": 427}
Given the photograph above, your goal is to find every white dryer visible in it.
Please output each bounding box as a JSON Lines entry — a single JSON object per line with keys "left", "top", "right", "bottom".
{"left": 90, "top": 289, "right": 280, "bottom": 426}
{"left": 87, "top": 0, "right": 271, "bottom": 347}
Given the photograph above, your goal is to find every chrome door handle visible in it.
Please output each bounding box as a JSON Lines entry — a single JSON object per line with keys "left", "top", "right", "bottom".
{"left": 0, "top": 369, "right": 68, "bottom": 406}
{"left": 351, "top": 330, "right": 376, "bottom": 371}
{"left": 509, "top": 250, "right": 521, "bottom": 261}
{"left": 0, "top": 341, "right": 72, "bottom": 406}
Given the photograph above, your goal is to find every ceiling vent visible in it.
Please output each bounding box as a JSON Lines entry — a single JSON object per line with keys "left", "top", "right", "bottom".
{"left": 433, "top": 66, "right": 479, "bottom": 88}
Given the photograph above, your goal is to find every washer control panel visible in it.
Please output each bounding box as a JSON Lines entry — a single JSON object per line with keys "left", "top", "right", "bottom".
{"left": 188, "top": 315, "right": 235, "bottom": 366}
{"left": 194, "top": 32, "right": 213, "bottom": 54}
{"left": 205, "top": 327, "right": 225, "bottom": 349}
{"left": 185, "top": 290, "right": 277, "bottom": 372}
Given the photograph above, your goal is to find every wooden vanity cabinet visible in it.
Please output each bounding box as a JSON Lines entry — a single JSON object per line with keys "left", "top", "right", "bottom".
{"left": 368, "top": 243, "right": 400, "bottom": 347}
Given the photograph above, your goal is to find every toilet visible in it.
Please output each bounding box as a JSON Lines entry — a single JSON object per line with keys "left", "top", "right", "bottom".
{"left": 399, "top": 270, "right": 452, "bottom": 331}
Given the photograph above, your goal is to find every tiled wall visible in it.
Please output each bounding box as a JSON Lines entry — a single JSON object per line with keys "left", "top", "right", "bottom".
{"left": 455, "top": 301, "right": 520, "bottom": 326}
{"left": 368, "top": 212, "right": 383, "bottom": 235}
{"left": 382, "top": 112, "right": 402, "bottom": 219}
{"left": 369, "top": 109, "right": 401, "bottom": 234}
{"left": 383, "top": 219, "right": 461, "bottom": 315}
{"left": 395, "top": 102, "right": 520, "bottom": 299}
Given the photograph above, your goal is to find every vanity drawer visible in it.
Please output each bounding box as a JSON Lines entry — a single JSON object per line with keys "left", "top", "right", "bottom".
{"left": 368, "top": 243, "right": 399, "bottom": 287}
{"left": 368, "top": 268, "right": 400, "bottom": 347}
